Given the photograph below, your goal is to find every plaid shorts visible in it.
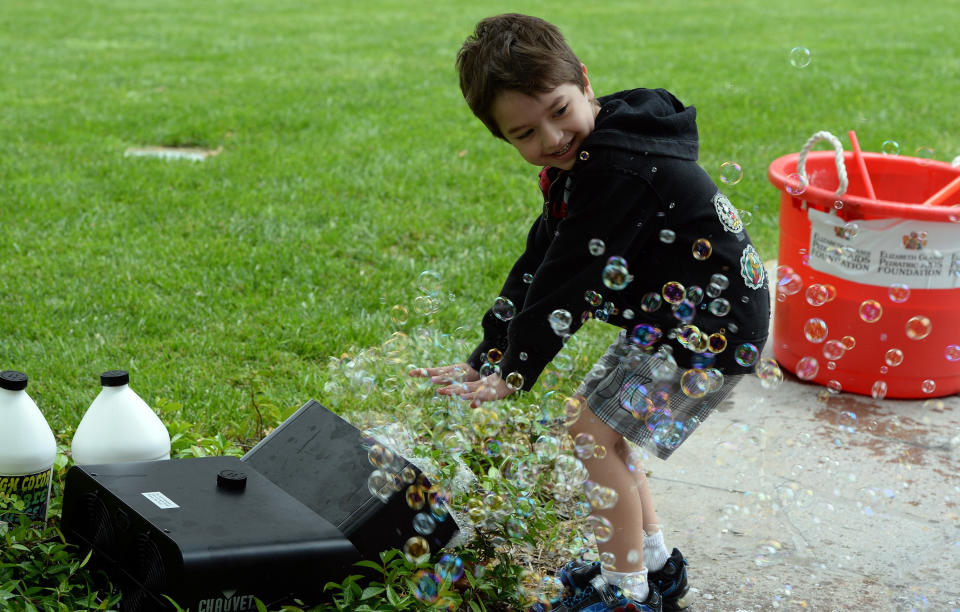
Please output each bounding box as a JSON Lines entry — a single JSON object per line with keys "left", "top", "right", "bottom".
{"left": 576, "top": 331, "right": 743, "bottom": 460}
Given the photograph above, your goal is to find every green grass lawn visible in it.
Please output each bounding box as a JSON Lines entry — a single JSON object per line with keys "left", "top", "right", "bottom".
{"left": 1, "top": 0, "right": 958, "bottom": 607}
{"left": 2, "top": 0, "right": 957, "bottom": 433}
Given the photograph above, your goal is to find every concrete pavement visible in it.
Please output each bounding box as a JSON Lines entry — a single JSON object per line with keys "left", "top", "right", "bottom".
{"left": 648, "top": 268, "right": 960, "bottom": 611}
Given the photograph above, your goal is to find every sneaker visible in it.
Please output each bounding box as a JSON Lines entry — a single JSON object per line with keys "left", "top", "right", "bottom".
{"left": 647, "top": 548, "right": 690, "bottom": 611}
{"left": 556, "top": 559, "right": 602, "bottom": 592}
{"left": 552, "top": 575, "right": 662, "bottom": 612}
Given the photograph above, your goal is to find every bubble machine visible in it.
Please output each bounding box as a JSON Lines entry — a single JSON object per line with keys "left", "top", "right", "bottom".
{"left": 768, "top": 131, "right": 960, "bottom": 398}
{"left": 61, "top": 400, "right": 460, "bottom": 611}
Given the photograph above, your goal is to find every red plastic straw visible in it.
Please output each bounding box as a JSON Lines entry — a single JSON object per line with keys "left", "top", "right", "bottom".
{"left": 921, "top": 174, "right": 960, "bottom": 207}
{"left": 848, "top": 130, "right": 877, "bottom": 200}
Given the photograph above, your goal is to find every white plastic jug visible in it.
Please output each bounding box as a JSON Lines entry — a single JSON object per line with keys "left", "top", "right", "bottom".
{"left": 0, "top": 370, "right": 57, "bottom": 523}
{"left": 71, "top": 370, "right": 171, "bottom": 465}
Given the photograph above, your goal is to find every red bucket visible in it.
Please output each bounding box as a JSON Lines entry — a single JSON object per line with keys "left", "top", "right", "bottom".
{"left": 767, "top": 132, "right": 960, "bottom": 398}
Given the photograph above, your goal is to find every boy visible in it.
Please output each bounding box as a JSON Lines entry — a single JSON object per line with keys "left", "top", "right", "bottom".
{"left": 411, "top": 13, "right": 770, "bottom": 612}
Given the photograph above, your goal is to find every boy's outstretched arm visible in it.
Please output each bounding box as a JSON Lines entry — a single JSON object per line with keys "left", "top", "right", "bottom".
{"left": 408, "top": 365, "right": 515, "bottom": 408}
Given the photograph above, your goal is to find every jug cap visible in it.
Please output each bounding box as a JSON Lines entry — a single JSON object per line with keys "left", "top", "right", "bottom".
{"left": 100, "top": 370, "right": 130, "bottom": 387}
{"left": 0, "top": 370, "right": 28, "bottom": 391}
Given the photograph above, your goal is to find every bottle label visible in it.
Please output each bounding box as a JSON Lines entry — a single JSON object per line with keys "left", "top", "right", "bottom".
{"left": 0, "top": 468, "right": 53, "bottom": 523}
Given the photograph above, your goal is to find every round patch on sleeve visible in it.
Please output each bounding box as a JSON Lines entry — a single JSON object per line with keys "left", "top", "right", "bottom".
{"left": 712, "top": 192, "right": 743, "bottom": 233}
{"left": 739, "top": 244, "right": 766, "bottom": 290}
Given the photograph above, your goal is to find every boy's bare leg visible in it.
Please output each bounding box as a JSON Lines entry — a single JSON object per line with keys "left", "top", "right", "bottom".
{"left": 567, "top": 409, "right": 646, "bottom": 573}
{"left": 615, "top": 437, "right": 661, "bottom": 535}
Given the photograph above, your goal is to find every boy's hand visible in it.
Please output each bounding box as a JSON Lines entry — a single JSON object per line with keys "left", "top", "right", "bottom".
{"left": 439, "top": 373, "right": 515, "bottom": 408}
{"left": 408, "top": 364, "right": 515, "bottom": 408}
{"left": 408, "top": 363, "right": 480, "bottom": 385}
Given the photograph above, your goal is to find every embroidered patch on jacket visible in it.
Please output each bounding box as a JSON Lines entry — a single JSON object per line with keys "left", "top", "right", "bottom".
{"left": 712, "top": 192, "right": 743, "bottom": 233}
{"left": 739, "top": 244, "right": 766, "bottom": 290}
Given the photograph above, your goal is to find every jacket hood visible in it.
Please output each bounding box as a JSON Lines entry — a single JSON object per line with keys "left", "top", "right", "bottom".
{"left": 586, "top": 88, "right": 699, "bottom": 161}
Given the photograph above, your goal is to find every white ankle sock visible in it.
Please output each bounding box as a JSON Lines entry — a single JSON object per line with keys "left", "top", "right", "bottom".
{"left": 601, "top": 567, "right": 649, "bottom": 602}
{"left": 644, "top": 530, "right": 671, "bottom": 572}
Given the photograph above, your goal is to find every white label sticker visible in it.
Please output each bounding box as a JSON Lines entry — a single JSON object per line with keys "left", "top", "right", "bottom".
{"left": 142, "top": 491, "right": 179, "bottom": 509}
{"left": 808, "top": 208, "right": 960, "bottom": 289}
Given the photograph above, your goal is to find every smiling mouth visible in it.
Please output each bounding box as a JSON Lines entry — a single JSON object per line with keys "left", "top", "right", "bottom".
{"left": 552, "top": 141, "right": 572, "bottom": 157}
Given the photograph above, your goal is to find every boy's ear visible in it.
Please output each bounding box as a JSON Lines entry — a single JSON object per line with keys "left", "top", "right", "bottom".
{"left": 581, "top": 63, "right": 594, "bottom": 98}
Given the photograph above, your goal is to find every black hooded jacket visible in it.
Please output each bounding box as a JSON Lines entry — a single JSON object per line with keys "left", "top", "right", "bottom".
{"left": 467, "top": 88, "right": 771, "bottom": 391}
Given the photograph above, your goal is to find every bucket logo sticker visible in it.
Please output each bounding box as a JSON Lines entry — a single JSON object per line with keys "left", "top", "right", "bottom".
{"left": 808, "top": 209, "right": 960, "bottom": 289}
{"left": 902, "top": 231, "right": 928, "bottom": 250}
{"left": 712, "top": 192, "right": 743, "bottom": 234}
{"left": 833, "top": 226, "right": 856, "bottom": 240}
{"left": 739, "top": 244, "right": 766, "bottom": 290}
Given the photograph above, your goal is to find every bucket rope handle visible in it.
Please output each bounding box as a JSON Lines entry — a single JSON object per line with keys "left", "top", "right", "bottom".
{"left": 796, "top": 130, "right": 849, "bottom": 197}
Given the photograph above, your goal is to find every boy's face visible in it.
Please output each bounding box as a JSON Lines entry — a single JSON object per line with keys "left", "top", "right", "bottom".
{"left": 491, "top": 67, "right": 599, "bottom": 171}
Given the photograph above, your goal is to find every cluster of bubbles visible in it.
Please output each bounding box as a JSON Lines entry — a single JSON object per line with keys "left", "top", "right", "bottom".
{"left": 775, "top": 258, "right": 947, "bottom": 397}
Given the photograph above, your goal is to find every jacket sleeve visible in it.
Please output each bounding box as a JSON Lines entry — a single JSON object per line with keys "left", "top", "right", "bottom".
{"left": 494, "top": 165, "right": 661, "bottom": 391}
{"left": 466, "top": 213, "right": 555, "bottom": 372}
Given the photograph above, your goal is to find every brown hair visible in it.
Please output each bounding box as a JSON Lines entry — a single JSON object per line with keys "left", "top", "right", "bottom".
{"left": 456, "top": 14, "right": 586, "bottom": 140}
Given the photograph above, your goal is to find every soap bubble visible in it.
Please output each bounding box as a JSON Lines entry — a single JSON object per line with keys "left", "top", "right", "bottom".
{"left": 486, "top": 348, "right": 503, "bottom": 364}
{"left": 436, "top": 554, "right": 465, "bottom": 582}
{"left": 905, "top": 315, "right": 932, "bottom": 340}
{"left": 789, "top": 46, "right": 811, "bottom": 68}
{"left": 492, "top": 296, "right": 516, "bottom": 321}
{"left": 756, "top": 358, "right": 783, "bottom": 389}
{"left": 915, "top": 146, "right": 935, "bottom": 161}
{"left": 417, "top": 270, "right": 442, "bottom": 296}
{"left": 708, "top": 298, "right": 731, "bottom": 317}
{"left": 805, "top": 284, "right": 830, "bottom": 306}
{"left": 796, "top": 356, "right": 819, "bottom": 380}
{"left": 413, "top": 511, "right": 437, "bottom": 535}
{"left": 586, "top": 515, "right": 614, "bottom": 542}
{"left": 680, "top": 369, "right": 710, "bottom": 398}
{"left": 574, "top": 433, "right": 597, "bottom": 459}
{"left": 402, "top": 536, "right": 430, "bottom": 563}
{"left": 707, "top": 333, "right": 727, "bottom": 354}
{"left": 945, "top": 345, "right": 960, "bottom": 362}
{"left": 412, "top": 570, "right": 441, "bottom": 602}
{"left": 803, "top": 318, "right": 828, "bottom": 343}
{"left": 602, "top": 256, "right": 631, "bottom": 290}
{"left": 858, "top": 300, "right": 883, "bottom": 323}
{"left": 822, "top": 339, "right": 846, "bottom": 361}
{"left": 390, "top": 304, "right": 409, "bottom": 324}
{"left": 629, "top": 323, "right": 662, "bottom": 347}
{"left": 827, "top": 379, "right": 843, "bottom": 394}
{"left": 888, "top": 283, "right": 911, "bottom": 303}
{"left": 786, "top": 173, "right": 809, "bottom": 196}
{"left": 549, "top": 309, "right": 573, "bottom": 333}
{"left": 505, "top": 371, "right": 524, "bottom": 390}
{"left": 672, "top": 299, "right": 696, "bottom": 323}
{"left": 686, "top": 285, "right": 704, "bottom": 304}
{"left": 522, "top": 272, "right": 534, "bottom": 284}
{"left": 871, "top": 380, "right": 888, "bottom": 400}
{"left": 659, "top": 229, "right": 676, "bottom": 244}
{"left": 588, "top": 238, "right": 606, "bottom": 256}
{"left": 921, "top": 379, "right": 936, "bottom": 394}
{"left": 640, "top": 292, "right": 662, "bottom": 312}
{"left": 720, "top": 161, "right": 743, "bottom": 185}
{"left": 661, "top": 281, "right": 686, "bottom": 304}
{"left": 406, "top": 485, "right": 427, "bottom": 510}
{"left": 882, "top": 140, "right": 900, "bottom": 156}
{"left": 691, "top": 238, "right": 713, "bottom": 260}
{"left": 735, "top": 343, "right": 759, "bottom": 367}
{"left": 776, "top": 265, "right": 803, "bottom": 295}
{"left": 585, "top": 290, "right": 603, "bottom": 306}
{"left": 413, "top": 295, "right": 440, "bottom": 316}
{"left": 841, "top": 335, "right": 856, "bottom": 350}
{"left": 885, "top": 349, "right": 904, "bottom": 367}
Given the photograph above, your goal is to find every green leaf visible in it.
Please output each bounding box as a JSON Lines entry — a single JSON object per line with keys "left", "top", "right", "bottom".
{"left": 359, "top": 585, "right": 385, "bottom": 600}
